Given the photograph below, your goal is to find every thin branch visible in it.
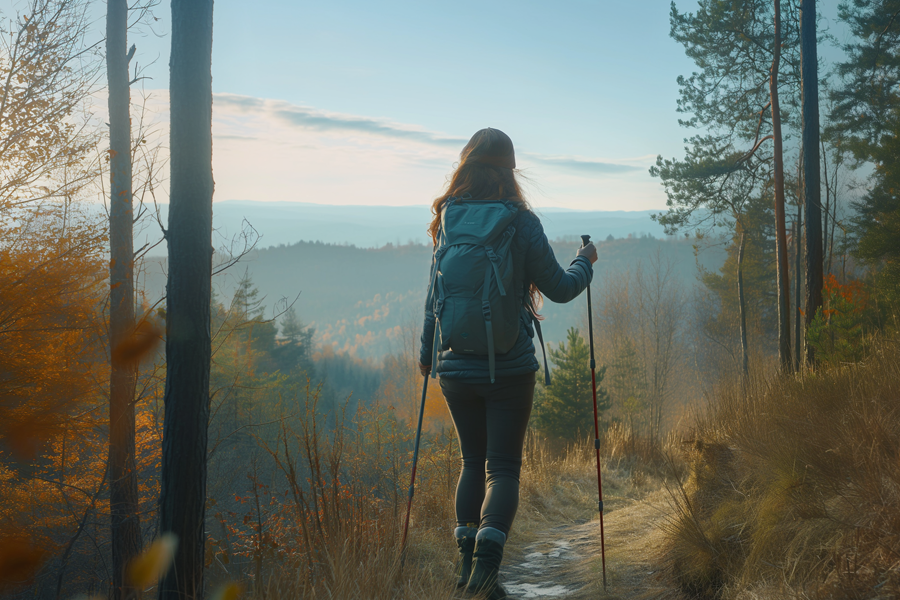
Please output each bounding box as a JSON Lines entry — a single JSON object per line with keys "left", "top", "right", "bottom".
{"left": 736, "top": 135, "right": 774, "bottom": 165}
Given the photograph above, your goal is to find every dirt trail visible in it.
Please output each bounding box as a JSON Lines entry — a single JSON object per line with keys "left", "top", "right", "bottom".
{"left": 500, "top": 490, "right": 677, "bottom": 599}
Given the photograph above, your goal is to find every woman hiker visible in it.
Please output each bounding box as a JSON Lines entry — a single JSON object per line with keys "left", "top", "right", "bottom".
{"left": 419, "top": 127, "right": 597, "bottom": 599}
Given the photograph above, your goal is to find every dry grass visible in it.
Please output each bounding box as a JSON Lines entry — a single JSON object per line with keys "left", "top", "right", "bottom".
{"left": 662, "top": 338, "right": 900, "bottom": 599}
{"left": 513, "top": 427, "right": 684, "bottom": 600}
{"left": 517, "top": 425, "right": 681, "bottom": 536}
{"left": 216, "top": 379, "right": 683, "bottom": 599}
{"left": 203, "top": 386, "right": 461, "bottom": 599}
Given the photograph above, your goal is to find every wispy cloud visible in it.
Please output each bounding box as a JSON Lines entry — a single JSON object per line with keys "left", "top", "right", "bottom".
{"left": 215, "top": 93, "right": 467, "bottom": 148}
{"left": 130, "top": 90, "right": 663, "bottom": 210}
{"left": 523, "top": 154, "right": 646, "bottom": 174}
{"left": 213, "top": 94, "right": 651, "bottom": 176}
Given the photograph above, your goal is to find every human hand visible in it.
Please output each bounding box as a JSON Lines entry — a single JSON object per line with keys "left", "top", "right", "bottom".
{"left": 576, "top": 242, "right": 598, "bottom": 264}
{"left": 418, "top": 362, "right": 431, "bottom": 377}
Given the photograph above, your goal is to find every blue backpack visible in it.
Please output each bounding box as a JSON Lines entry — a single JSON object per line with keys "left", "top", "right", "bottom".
{"left": 428, "top": 198, "right": 549, "bottom": 384}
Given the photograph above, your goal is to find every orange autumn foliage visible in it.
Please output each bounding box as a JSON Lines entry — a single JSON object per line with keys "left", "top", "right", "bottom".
{"left": 0, "top": 205, "right": 107, "bottom": 459}
{"left": 377, "top": 353, "right": 452, "bottom": 432}
{"left": 0, "top": 204, "right": 109, "bottom": 585}
{"left": 422, "top": 378, "right": 452, "bottom": 432}
{"left": 821, "top": 273, "right": 868, "bottom": 318}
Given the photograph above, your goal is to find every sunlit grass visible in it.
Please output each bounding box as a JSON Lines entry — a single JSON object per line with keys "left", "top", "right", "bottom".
{"left": 662, "top": 337, "right": 900, "bottom": 599}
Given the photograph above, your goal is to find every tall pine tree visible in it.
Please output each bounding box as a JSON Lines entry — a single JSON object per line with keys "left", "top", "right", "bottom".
{"left": 651, "top": 0, "right": 802, "bottom": 370}
{"left": 832, "top": 0, "right": 900, "bottom": 312}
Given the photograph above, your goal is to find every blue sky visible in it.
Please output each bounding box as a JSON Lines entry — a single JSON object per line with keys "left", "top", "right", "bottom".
{"left": 6, "top": 0, "right": 850, "bottom": 210}
{"left": 130, "top": 0, "right": 699, "bottom": 210}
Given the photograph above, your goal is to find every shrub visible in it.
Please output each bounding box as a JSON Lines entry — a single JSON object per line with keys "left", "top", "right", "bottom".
{"left": 807, "top": 274, "right": 870, "bottom": 365}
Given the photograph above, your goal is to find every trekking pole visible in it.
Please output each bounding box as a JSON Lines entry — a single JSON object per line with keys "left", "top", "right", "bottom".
{"left": 581, "top": 234, "right": 608, "bottom": 591}
{"left": 400, "top": 372, "right": 429, "bottom": 564}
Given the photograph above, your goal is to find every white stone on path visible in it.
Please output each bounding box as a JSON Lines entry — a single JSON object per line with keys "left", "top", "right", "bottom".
{"left": 504, "top": 583, "right": 571, "bottom": 598}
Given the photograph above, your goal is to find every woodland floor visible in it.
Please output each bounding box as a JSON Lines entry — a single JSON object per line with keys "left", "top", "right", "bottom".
{"left": 495, "top": 489, "right": 679, "bottom": 600}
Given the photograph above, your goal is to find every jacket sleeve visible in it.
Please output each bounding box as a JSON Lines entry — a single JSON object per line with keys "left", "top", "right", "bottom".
{"left": 419, "top": 251, "right": 437, "bottom": 366}
{"left": 525, "top": 217, "right": 593, "bottom": 303}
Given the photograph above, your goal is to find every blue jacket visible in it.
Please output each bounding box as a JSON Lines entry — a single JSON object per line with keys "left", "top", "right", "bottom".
{"left": 419, "top": 208, "right": 593, "bottom": 381}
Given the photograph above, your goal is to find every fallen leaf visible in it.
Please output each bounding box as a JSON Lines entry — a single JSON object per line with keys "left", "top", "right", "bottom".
{"left": 210, "top": 582, "right": 244, "bottom": 600}
{"left": 127, "top": 533, "right": 178, "bottom": 587}
{"left": 112, "top": 320, "right": 163, "bottom": 368}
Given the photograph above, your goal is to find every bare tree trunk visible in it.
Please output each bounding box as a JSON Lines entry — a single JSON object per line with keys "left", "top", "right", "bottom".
{"left": 829, "top": 146, "right": 840, "bottom": 275}
{"left": 637, "top": 252, "right": 681, "bottom": 443}
{"left": 158, "top": 0, "right": 214, "bottom": 597}
{"left": 107, "top": 0, "right": 141, "bottom": 594}
{"left": 771, "top": 0, "right": 793, "bottom": 372}
{"left": 801, "top": 0, "right": 823, "bottom": 366}
{"left": 794, "top": 203, "right": 804, "bottom": 369}
{"left": 821, "top": 139, "right": 831, "bottom": 273}
{"left": 738, "top": 232, "right": 749, "bottom": 379}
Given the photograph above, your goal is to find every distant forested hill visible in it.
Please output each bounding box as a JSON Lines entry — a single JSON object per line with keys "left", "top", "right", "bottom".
{"left": 135, "top": 200, "right": 670, "bottom": 251}
{"left": 141, "top": 235, "right": 723, "bottom": 359}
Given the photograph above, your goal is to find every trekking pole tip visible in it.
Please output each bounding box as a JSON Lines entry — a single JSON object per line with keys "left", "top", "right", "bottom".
{"left": 580, "top": 234, "right": 591, "bottom": 247}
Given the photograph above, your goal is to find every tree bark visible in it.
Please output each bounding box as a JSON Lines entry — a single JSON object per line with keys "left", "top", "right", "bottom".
{"left": 107, "top": 0, "right": 142, "bottom": 595}
{"left": 771, "top": 0, "right": 793, "bottom": 372}
{"left": 801, "top": 0, "right": 823, "bottom": 366}
{"left": 737, "top": 232, "right": 749, "bottom": 379}
{"left": 158, "top": 0, "right": 214, "bottom": 597}
{"left": 821, "top": 139, "right": 831, "bottom": 272}
{"left": 794, "top": 203, "right": 804, "bottom": 369}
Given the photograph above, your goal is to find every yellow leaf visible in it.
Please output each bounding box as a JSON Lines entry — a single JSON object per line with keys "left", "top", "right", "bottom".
{"left": 127, "top": 533, "right": 178, "bottom": 587}
{"left": 210, "top": 583, "right": 244, "bottom": 600}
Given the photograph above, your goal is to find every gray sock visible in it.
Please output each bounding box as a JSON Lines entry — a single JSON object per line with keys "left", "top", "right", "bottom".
{"left": 476, "top": 526, "right": 507, "bottom": 545}
{"left": 455, "top": 526, "right": 478, "bottom": 540}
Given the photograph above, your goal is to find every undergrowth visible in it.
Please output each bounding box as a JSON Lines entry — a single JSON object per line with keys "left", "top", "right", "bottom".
{"left": 202, "top": 382, "right": 676, "bottom": 598}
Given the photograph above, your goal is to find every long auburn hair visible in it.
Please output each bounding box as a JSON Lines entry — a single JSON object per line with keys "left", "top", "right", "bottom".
{"left": 428, "top": 128, "right": 543, "bottom": 315}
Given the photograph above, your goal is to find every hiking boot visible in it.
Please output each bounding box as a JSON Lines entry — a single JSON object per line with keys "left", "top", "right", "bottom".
{"left": 465, "top": 528, "right": 508, "bottom": 600}
{"left": 454, "top": 526, "right": 478, "bottom": 588}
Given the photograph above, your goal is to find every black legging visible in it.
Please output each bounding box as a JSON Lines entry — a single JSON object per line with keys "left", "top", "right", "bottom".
{"left": 440, "top": 373, "right": 535, "bottom": 536}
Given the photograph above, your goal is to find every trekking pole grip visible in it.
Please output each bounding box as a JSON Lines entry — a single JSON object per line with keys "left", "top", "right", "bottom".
{"left": 581, "top": 234, "right": 591, "bottom": 248}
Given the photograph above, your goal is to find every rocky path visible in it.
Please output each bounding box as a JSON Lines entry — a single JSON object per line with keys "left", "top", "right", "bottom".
{"left": 500, "top": 490, "right": 677, "bottom": 599}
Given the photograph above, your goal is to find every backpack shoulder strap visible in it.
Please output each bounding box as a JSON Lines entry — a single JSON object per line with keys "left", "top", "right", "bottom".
{"left": 525, "top": 294, "right": 551, "bottom": 386}
{"left": 428, "top": 225, "right": 448, "bottom": 379}
{"left": 482, "top": 262, "right": 496, "bottom": 384}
